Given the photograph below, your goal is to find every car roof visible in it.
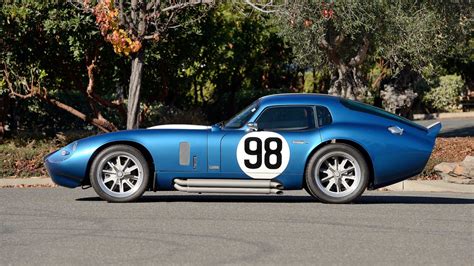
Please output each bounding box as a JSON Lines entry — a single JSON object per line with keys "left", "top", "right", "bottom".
{"left": 258, "top": 93, "right": 340, "bottom": 106}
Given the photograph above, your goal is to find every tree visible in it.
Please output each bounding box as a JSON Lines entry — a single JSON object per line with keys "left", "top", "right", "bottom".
{"left": 1, "top": 2, "right": 124, "bottom": 133}
{"left": 1, "top": 2, "right": 298, "bottom": 135}
{"left": 130, "top": 2, "right": 296, "bottom": 125}
{"left": 71, "top": 0, "right": 213, "bottom": 129}
{"left": 251, "top": 1, "right": 457, "bottom": 100}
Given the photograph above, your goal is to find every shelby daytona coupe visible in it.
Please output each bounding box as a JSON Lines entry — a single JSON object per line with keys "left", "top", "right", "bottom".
{"left": 45, "top": 94, "right": 441, "bottom": 203}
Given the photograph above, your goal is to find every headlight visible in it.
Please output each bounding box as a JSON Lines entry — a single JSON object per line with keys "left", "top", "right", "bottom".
{"left": 60, "top": 141, "right": 78, "bottom": 156}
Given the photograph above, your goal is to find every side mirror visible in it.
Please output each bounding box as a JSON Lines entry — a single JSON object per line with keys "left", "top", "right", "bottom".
{"left": 246, "top": 122, "right": 258, "bottom": 132}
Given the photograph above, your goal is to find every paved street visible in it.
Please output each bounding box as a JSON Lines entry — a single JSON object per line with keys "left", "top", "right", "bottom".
{"left": 0, "top": 188, "right": 472, "bottom": 265}
{"left": 417, "top": 118, "right": 474, "bottom": 137}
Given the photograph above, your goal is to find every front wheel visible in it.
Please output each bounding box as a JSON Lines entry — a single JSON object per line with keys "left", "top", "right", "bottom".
{"left": 90, "top": 145, "right": 149, "bottom": 202}
{"left": 305, "top": 143, "right": 369, "bottom": 204}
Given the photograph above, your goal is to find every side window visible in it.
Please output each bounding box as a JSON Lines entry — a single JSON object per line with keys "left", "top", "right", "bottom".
{"left": 316, "top": 106, "right": 332, "bottom": 127}
{"left": 256, "top": 106, "right": 315, "bottom": 131}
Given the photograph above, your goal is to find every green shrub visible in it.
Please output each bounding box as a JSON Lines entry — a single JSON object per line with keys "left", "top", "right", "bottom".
{"left": 423, "top": 74, "right": 465, "bottom": 112}
{"left": 141, "top": 103, "right": 209, "bottom": 127}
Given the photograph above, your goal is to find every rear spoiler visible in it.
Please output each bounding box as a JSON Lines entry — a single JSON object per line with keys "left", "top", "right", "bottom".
{"left": 427, "top": 122, "right": 442, "bottom": 138}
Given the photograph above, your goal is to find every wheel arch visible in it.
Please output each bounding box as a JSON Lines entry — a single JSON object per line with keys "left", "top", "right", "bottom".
{"left": 303, "top": 139, "right": 375, "bottom": 190}
{"left": 83, "top": 141, "right": 156, "bottom": 189}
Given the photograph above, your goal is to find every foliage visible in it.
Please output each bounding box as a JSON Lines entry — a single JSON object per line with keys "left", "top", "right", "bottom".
{"left": 0, "top": 141, "right": 52, "bottom": 177}
{"left": 1, "top": 1, "right": 128, "bottom": 133}
{"left": 423, "top": 75, "right": 465, "bottom": 112}
{"left": 0, "top": 1, "right": 472, "bottom": 139}
{"left": 71, "top": 0, "right": 215, "bottom": 129}
{"left": 380, "top": 85, "right": 417, "bottom": 117}
{"left": 303, "top": 68, "right": 331, "bottom": 93}
{"left": 419, "top": 137, "right": 474, "bottom": 180}
{"left": 140, "top": 3, "right": 295, "bottom": 122}
{"left": 273, "top": 1, "right": 469, "bottom": 101}
{"left": 0, "top": 1, "right": 472, "bottom": 177}
{"left": 0, "top": 2, "right": 297, "bottom": 135}
{"left": 0, "top": 131, "right": 92, "bottom": 177}
{"left": 141, "top": 103, "right": 208, "bottom": 127}
{"left": 92, "top": 0, "right": 141, "bottom": 55}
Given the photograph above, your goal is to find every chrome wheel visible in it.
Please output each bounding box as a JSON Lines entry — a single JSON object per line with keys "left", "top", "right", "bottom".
{"left": 314, "top": 151, "right": 361, "bottom": 198}
{"left": 96, "top": 153, "right": 144, "bottom": 198}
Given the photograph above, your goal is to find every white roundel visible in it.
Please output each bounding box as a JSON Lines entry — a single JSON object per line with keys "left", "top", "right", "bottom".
{"left": 236, "top": 131, "right": 290, "bottom": 179}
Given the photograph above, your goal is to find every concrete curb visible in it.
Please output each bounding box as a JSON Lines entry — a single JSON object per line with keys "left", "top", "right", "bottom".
{"left": 0, "top": 177, "right": 56, "bottom": 187}
{"left": 413, "top": 111, "right": 474, "bottom": 120}
{"left": 382, "top": 180, "right": 474, "bottom": 193}
{"left": 1, "top": 177, "right": 473, "bottom": 193}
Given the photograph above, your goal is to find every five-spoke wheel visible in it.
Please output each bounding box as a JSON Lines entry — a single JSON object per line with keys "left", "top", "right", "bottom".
{"left": 90, "top": 145, "right": 149, "bottom": 202}
{"left": 305, "top": 143, "right": 368, "bottom": 203}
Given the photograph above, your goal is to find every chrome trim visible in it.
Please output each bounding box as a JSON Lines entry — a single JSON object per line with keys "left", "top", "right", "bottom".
{"left": 427, "top": 121, "right": 441, "bottom": 129}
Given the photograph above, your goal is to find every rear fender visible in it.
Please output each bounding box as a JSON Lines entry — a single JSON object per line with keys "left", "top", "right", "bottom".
{"left": 427, "top": 122, "right": 442, "bottom": 140}
{"left": 319, "top": 122, "right": 434, "bottom": 188}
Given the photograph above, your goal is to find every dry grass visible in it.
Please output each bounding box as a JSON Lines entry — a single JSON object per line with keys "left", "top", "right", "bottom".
{"left": 0, "top": 131, "right": 92, "bottom": 178}
{"left": 0, "top": 140, "right": 57, "bottom": 178}
{"left": 418, "top": 137, "right": 474, "bottom": 180}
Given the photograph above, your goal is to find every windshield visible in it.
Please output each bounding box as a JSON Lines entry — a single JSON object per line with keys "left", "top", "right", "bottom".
{"left": 224, "top": 101, "right": 259, "bottom": 128}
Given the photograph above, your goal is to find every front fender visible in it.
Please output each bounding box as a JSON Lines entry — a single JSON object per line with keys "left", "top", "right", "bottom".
{"left": 45, "top": 130, "right": 157, "bottom": 187}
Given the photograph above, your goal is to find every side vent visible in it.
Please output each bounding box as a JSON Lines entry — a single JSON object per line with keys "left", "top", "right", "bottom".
{"left": 179, "top": 142, "right": 190, "bottom": 166}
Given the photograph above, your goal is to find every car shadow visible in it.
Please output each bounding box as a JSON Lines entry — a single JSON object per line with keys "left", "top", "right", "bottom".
{"left": 76, "top": 194, "right": 474, "bottom": 204}
{"left": 439, "top": 125, "right": 474, "bottom": 137}
{"left": 356, "top": 195, "right": 474, "bottom": 204}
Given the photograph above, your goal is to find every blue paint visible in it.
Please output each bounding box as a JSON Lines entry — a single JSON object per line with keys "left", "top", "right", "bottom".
{"left": 44, "top": 93, "right": 441, "bottom": 191}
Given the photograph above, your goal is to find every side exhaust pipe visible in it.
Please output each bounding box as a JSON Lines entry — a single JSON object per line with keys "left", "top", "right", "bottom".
{"left": 174, "top": 179, "right": 283, "bottom": 189}
{"left": 173, "top": 179, "right": 283, "bottom": 194}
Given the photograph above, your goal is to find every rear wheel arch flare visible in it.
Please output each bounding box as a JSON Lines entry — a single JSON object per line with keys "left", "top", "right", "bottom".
{"left": 84, "top": 141, "right": 155, "bottom": 187}
{"left": 303, "top": 139, "right": 375, "bottom": 189}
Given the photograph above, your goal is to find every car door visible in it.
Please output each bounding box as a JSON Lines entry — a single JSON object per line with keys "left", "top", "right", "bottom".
{"left": 220, "top": 106, "right": 321, "bottom": 186}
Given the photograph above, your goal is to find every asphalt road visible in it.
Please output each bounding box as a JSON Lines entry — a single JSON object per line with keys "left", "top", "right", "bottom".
{"left": 0, "top": 189, "right": 473, "bottom": 265}
{"left": 416, "top": 118, "right": 474, "bottom": 137}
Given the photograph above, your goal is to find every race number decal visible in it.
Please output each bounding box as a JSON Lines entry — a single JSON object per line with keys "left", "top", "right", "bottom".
{"left": 236, "top": 132, "right": 290, "bottom": 179}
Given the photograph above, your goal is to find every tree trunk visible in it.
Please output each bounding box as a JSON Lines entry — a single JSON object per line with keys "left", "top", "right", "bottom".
{"left": 321, "top": 34, "right": 370, "bottom": 101}
{"left": 312, "top": 67, "right": 317, "bottom": 93}
{"left": 300, "top": 69, "right": 305, "bottom": 92}
{"left": 127, "top": 51, "right": 144, "bottom": 129}
{"left": 0, "top": 95, "right": 6, "bottom": 139}
{"left": 193, "top": 80, "right": 198, "bottom": 104}
{"left": 329, "top": 65, "right": 366, "bottom": 100}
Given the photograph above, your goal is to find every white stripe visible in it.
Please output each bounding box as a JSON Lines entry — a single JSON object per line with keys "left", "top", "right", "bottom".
{"left": 147, "top": 124, "right": 211, "bottom": 130}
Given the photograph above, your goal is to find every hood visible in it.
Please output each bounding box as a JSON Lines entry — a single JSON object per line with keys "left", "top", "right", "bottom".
{"left": 147, "top": 124, "right": 211, "bottom": 130}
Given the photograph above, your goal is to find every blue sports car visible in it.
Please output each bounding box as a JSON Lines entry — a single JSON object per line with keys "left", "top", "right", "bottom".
{"left": 45, "top": 94, "right": 441, "bottom": 203}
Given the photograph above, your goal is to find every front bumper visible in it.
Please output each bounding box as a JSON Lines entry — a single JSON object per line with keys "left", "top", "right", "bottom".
{"left": 44, "top": 150, "right": 83, "bottom": 188}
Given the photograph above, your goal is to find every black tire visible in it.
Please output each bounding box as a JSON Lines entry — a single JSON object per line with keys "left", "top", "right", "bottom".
{"left": 90, "top": 145, "right": 149, "bottom": 202}
{"left": 305, "top": 143, "right": 369, "bottom": 204}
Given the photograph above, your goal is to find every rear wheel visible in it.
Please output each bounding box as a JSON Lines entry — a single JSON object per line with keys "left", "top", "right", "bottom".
{"left": 305, "top": 143, "right": 369, "bottom": 203}
{"left": 90, "top": 145, "right": 149, "bottom": 202}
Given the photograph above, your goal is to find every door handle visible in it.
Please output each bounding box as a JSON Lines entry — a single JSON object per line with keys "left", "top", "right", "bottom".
{"left": 193, "top": 156, "right": 197, "bottom": 169}
{"left": 388, "top": 126, "right": 404, "bottom": 135}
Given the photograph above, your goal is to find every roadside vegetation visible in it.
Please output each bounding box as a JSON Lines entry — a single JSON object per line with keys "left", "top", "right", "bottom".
{"left": 0, "top": 131, "right": 92, "bottom": 177}
{"left": 0, "top": 1, "right": 472, "bottom": 179}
